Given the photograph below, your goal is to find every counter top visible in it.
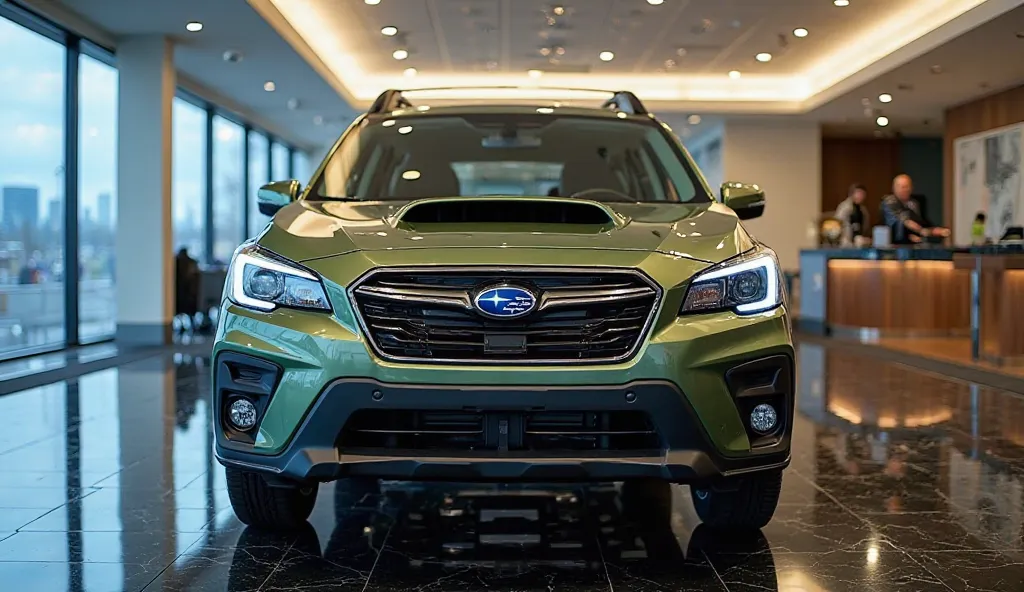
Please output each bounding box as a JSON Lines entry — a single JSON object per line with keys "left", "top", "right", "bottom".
{"left": 800, "top": 244, "right": 1024, "bottom": 261}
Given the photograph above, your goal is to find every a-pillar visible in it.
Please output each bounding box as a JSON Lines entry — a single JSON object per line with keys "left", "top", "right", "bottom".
{"left": 115, "top": 37, "right": 175, "bottom": 344}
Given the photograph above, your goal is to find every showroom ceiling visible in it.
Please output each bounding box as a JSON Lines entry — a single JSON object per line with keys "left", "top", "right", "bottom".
{"left": 254, "top": 0, "right": 1017, "bottom": 113}
{"left": 294, "top": 0, "right": 916, "bottom": 77}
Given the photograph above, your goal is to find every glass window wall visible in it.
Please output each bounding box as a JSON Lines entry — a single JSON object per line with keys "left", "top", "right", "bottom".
{"left": 171, "top": 98, "right": 207, "bottom": 262}
{"left": 271, "top": 141, "right": 290, "bottom": 181}
{"left": 0, "top": 16, "right": 67, "bottom": 358}
{"left": 247, "top": 131, "right": 270, "bottom": 237}
{"left": 212, "top": 116, "right": 244, "bottom": 264}
{"left": 78, "top": 54, "right": 117, "bottom": 342}
{"left": 0, "top": 10, "right": 312, "bottom": 359}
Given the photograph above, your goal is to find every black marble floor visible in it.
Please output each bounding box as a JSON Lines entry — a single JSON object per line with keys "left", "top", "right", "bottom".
{"left": 1, "top": 342, "right": 1024, "bottom": 591}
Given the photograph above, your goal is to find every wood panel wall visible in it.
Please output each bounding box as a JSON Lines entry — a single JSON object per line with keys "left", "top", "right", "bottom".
{"left": 820, "top": 138, "right": 901, "bottom": 221}
{"left": 944, "top": 83, "right": 1024, "bottom": 236}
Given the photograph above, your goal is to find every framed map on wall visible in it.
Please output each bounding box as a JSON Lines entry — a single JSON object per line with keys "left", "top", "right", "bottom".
{"left": 954, "top": 123, "right": 1023, "bottom": 244}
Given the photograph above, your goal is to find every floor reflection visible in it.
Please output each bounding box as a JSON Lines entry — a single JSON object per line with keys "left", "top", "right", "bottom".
{"left": 2, "top": 341, "right": 1024, "bottom": 590}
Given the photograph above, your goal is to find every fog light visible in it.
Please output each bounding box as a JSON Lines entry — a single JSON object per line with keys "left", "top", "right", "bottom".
{"left": 228, "top": 398, "right": 258, "bottom": 430}
{"left": 749, "top": 403, "right": 778, "bottom": 434}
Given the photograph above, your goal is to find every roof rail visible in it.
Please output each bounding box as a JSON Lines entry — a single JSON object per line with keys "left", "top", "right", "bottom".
{"left": 368, "top": 89, "right": 414, "bottom": 114}
{"left": 600, "top": 91, "right": 648, "bottom": 116}
{"left": 367, "top": 87, "right": 650, "bottom": 115}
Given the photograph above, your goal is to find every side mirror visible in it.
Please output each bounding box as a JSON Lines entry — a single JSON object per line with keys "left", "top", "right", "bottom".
{"left": 257, "top": 180, "right": 300, "bottom": 216}
{"left": 720, "top": 182, "right": 765, "bottom": 220}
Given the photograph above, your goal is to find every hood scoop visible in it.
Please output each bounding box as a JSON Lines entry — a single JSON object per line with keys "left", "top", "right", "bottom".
{"left": 393, "top": 198, "right": 620, "bottom": 231}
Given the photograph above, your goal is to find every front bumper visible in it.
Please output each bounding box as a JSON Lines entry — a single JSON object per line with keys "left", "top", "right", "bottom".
{"left": 214, "top": 370, "right": 793, "bottom": 484}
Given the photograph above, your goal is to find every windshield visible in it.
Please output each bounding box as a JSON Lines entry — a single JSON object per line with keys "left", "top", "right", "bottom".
{"left": 312, "top": 114, "right": 709, "bottom": 203}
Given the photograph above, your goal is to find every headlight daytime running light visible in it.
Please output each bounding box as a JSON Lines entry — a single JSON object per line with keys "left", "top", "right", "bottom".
{"left": 680, "top": 249, "right": 782, "bottom": 315}
{"left": 228, "top": 244, "right": 331, "bottom": 312}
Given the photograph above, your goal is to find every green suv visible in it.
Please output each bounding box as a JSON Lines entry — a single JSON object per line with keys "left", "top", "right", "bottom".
{"left": 214, "top": 89, "right": 793, "bottom": 533}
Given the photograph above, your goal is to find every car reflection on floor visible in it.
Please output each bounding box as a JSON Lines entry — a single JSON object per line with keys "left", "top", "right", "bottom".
{"left": 225, "top": 481, "right": 778, "bottom": 591}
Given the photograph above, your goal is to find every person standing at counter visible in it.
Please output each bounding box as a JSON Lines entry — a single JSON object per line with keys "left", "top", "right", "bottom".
{"left": 834, "top": 183, "right": 871, "bottom": 246}
{"left": 880, "top": 174, "right": 950, "bottom": 244}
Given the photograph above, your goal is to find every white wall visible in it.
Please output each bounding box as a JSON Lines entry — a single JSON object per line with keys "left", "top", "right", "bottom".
{"left": 722, "top": 120, "right": 821, "bottom": 272}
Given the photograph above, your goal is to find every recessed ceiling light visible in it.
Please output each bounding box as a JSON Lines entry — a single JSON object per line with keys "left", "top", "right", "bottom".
{"left": 876, "top": 116, "right": 889, "bottom": 127}
{"left": 553, "top": 5, "right": 565, "bottom": 15}
{"left": 878, "top": 93, "right": 892, "bottom": 103}
{"left": 647, "top": 0, "right": 664, "bottom": 4}
{"left": 185, "top": 21, "right": 203, "bottom": 32}
{"left": 528, "top": 69, "right": 543, "bottom": 78}
{"left": 687, "top": 114, "right": 702, "bottom": 125}
{"left": 728, "top": 70, "right": 741, "bottom": 79}
{"left": 834, "top": 0, "right": 850, "bottom": 6}
{"left": 537, "top": 107, "right": 554, "bottom": 114}
{"left": 756, "top": 52, "right": 772, "bottom": 62}
{"left": 930, "top": 64, "right": 943, "bottom": 74}
{"left": 403, "top": 67, "right": 417, "bottom": 77}
{"left": 286, "top": 98, "right": 300, "bottom": 110}
{"left": 793, "top": 28, "right": 808, "bottom": 38}
{"left": 381, "top": 26, "right": 398, "bottom": 36}
{"left": 402, "top": 170, "right": 421, "bottom": 180}
{"left": 382, "top": 119, "right": 396, "bottom": 127}
{"left": 263, "top": 81, "right": 276, "bottom": 92}
{"left": 313, "top": 115, "right": 324, "bottom": 126}
{"left": 392, "top": 49, "right": 409, "bottom": 60}
{"left": 398, "top": 126, "right": 413, "bottom": 134}
{"left": 364, "top": 0, "right": 381, "bottom": 4}
{"left": 599, "top": 51, "right": 615, "bottom": 61}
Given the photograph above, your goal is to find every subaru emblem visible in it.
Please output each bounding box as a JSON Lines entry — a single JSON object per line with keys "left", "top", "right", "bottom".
{"left": 473, "top": 285, "right": 537, "bottom": 319}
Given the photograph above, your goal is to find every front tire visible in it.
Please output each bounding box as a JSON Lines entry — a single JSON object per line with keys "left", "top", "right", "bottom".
{"left": 225, "top": 468, "right": 318, "bottom": 531}
{"left": 691, "top": 470, "right": 782, "bottom": 531}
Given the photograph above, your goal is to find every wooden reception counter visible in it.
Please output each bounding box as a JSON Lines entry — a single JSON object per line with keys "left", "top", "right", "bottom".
{"left": 799, "top": 246, "right": 1024, "bottom": 362}
{"left": 953, "top": 252, "right": 1024, "bottom": 362}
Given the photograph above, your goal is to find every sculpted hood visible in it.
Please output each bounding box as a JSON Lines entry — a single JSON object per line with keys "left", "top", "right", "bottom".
{"left": 257, "top": 197, "right": 755, "bottom": 264}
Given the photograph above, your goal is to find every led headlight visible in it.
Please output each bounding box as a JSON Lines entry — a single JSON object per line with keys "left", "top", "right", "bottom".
{"left": 681, "top": 249, "right": 782, "bottom": 315}
{"left": 227, "top": 244, "right": 331, "bottom": 312}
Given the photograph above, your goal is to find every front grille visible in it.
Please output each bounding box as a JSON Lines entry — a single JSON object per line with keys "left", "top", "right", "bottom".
{"left": 349, "top": 268, "right": 660, "bottom": 363}
{"left": 338, "top": 409, "right": 660, "bottom": 452}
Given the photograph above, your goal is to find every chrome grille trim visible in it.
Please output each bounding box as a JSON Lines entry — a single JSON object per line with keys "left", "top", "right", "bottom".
{"left": 347, "top": 266, "right": 663, "bottom": 365}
